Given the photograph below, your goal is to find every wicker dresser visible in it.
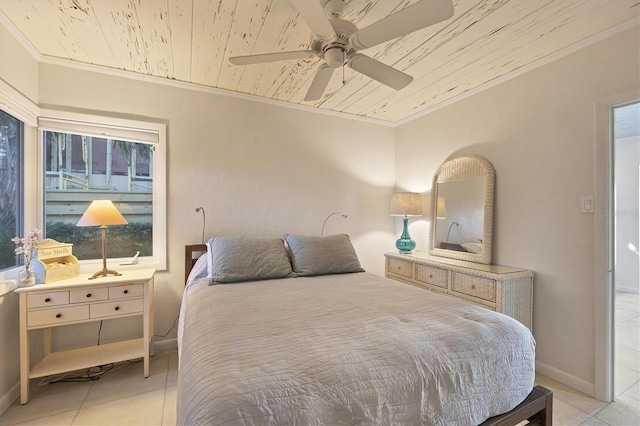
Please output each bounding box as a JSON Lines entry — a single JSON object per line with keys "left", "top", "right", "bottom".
{"left": 385, "top": 252, "right": 534, "bottom": 330}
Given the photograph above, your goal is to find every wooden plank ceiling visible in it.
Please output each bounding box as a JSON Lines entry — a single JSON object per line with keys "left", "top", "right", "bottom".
{"left": 1, "top": 0, "right": 638, "bottom": 123}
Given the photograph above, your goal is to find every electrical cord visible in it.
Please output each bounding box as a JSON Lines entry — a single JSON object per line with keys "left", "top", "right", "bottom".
{"left": 155, "top": 315, "right": 179, "bottom": 338}
{"left": 39, "top": 314, "right": 178, "bottom": 386}
{"left": 37, "top": 359, "right": 143, "bottom": 386}
{"left": 97, "top": 320, "right": 103, "bottom": 345}
{"left": 38, "top": 362, "right": 119, "bottom": 385}
{"left": 39, "top": 318, "right": 145, "bottom": 386}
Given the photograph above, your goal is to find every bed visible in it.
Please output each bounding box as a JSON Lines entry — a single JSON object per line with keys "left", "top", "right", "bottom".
{"left": 178, "top": 235, "right": 552, "bottom": 425}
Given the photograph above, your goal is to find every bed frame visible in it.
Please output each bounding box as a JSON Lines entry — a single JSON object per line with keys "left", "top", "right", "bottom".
{"left": 184, "top": 243, "right": 207, "bottom": 284}
{"left": 184, "top": 244, "right": 553, "bottom": 425}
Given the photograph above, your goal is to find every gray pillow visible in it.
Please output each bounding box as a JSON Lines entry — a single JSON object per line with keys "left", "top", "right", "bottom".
{"left": 206, "top": 237, "right": 294, "bottom": 283}
{"left": 283, "top": 234, "right": 364, "bottom": 277}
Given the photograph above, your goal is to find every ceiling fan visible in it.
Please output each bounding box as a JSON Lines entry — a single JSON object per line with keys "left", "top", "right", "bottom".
{"left": 228, "top": 0, "right": 454, "bottom": 101}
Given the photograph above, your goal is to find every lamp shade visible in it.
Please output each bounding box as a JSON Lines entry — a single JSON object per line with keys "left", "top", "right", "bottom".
{"left": 390, "top": 192, "right": 423, "bottom": 216}
{"left": 76, "top": 200, "right": 128, "bottom": 227}
{"left": 437, "top": 196, "right": 446, "bottom": 219}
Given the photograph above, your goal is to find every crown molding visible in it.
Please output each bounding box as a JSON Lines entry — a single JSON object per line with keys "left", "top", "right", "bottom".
{"left": 394, "top": 17, "right": 640, "bottom": 127}
{"left": 37, "top": 55, "right": 395, "bottom": 128}
{"left": 3, "top": 10, "right": 637, "bottom": 128}
{"left": 0, "top": 80, "right": 39, "bottom": 126}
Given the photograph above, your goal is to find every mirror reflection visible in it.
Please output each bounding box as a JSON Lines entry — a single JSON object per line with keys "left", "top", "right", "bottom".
{"left": 429, "top": 155, "right": 495, "bottom": 264}
{"left": 434, "top": 178, "right": 485, "bottom": 254}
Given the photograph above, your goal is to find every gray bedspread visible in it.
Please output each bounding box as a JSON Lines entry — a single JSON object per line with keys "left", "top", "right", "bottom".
{"left": 177, "top": 272, "right": 535, "bottom": 425}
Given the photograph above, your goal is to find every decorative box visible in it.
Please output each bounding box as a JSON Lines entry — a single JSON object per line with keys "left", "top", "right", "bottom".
{"left": 33, "top": 239, "right": 79, "bottom": 283}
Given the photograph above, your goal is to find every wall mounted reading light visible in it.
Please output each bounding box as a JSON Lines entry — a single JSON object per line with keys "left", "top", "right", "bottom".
{"left": 321, "top": 212, "right": 348, "bottom": 236}
{"left": 76, "top": 200, "right": 128, "bottom": 279}
{"left": 446, "top": 221, "right": 459, "bottom": 243}
{"left": 195, "top": 207, "right": 206, "bottom": 244}
{"left": 390, "top": 192, "right": 423, "bottom": 254}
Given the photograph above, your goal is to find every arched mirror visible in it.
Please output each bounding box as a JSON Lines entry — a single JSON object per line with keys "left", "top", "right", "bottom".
{"left": 429, "top": 155, "right": 495, "bottom": 264}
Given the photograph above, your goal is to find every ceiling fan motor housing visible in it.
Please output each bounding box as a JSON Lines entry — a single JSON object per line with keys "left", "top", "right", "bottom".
{"left": 310, "top": 18, "right": 357, "bottom": 68}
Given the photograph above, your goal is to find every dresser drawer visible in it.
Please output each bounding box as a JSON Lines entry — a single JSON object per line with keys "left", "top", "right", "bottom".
{"left": 70, "top": 288, "right": 108, "bottom": 304}
{"left": 451, "top": 272, "right": 496, "bottom": 302}
{"left": 90, "top": 298, "right": 143, "bottom": 319}
{"left": 415, "top": 264, "right": 448, "bottom": 289}
{"left": 27, "top": 291, "right": 69, "bottom": 308}
{"left": 109, "top": 284, "right": 143, "bottom": 299}
{"left": 28, "top": 305, "right": 89, "bottom": 327}
{"left": 386, "top": 258, "right": 412, "bottom": 279}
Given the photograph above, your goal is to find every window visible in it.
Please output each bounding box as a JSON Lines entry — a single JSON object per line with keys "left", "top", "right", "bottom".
{"left": 39, "top": 112, "right": 166, "bottom": 270}
{"left": 0, "top": 110, "right": 24, "bottom": 270}
{"left": 43, "top": 131, "right": 153, "bottom": 261}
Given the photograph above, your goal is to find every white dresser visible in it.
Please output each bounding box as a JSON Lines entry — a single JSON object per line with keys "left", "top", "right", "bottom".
{"left": 385, "top": 252, "right": 533, "bottom": 330}
{"left": 16, "top": 269, "right": 155, "bottom": 404}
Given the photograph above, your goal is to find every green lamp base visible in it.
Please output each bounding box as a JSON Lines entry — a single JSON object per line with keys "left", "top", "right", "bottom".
{"left": 396, "top": 238, "right": 416, "bottom": 253}
{"left": 396, "top": 216, "right": 416, "bottom": 254}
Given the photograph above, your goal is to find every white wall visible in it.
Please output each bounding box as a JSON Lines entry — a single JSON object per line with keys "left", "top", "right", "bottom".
{"left": 2, "top": 11, "right": 638, "bottom": 409}
{"left": 0, "top": 23, "right": 38, "bottom": 103}
{"left": 36, "top": 62, "right": 397, "bottom": 350}
{"left": 395, "top": 26, "right": 640, "bottom": 394}
{"left": 1, "top": 19, "right": 399, "bottom": 408}
{"left": 0, "top": 22, "right": 39, "bottom": 414}
{"left": 0, "top": 287, "right": 20, "bottom": 414}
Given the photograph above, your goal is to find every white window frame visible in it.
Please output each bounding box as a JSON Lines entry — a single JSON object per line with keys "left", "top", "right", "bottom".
{"left": 38, "top": 109, "right": 167, "bottom": 271}
{"left": 0, "top": 81, "right": 39, "bottom": 280}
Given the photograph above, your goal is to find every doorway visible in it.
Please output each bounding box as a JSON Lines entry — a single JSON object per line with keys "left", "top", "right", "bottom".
{"left": 612, "top": 101, "right": 640, "bottom": 402}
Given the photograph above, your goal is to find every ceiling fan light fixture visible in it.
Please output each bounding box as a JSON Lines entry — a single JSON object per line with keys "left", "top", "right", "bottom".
{"left": 324, "top": 0, "right": 345, "bottom": 19}
{"left": 324, "top": 47, "right": 344, "bottom": 68}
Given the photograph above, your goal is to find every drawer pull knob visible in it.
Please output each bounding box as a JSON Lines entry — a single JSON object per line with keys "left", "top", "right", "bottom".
{"left": 45, "top": 298, "right": 51, "bottom": 303}
{"left": 471, "top": 284, "right": 476, "bottom": 290}
{"left": 86, "top": 293, "right": 92, "bottom": 298}
{"left": 429, "top": 274, "right": 433, "bottom": 278}
{"left": 123, "top": 290, "right": 129, "bottom": 294}
{"left": 115, "top": 306, "right": 120, "bottom": 311}
{"left": 55, "top": 314, "right": 62, "bottom": 318}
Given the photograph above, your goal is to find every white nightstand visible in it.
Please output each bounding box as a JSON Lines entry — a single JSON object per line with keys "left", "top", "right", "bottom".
{"left": 15, "top": 269, "right": 155, "bottom": 404}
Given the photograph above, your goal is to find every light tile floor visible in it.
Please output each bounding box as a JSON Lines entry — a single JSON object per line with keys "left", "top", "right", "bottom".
{"left": 0, "top": 350, "right": 178, "bottom": 426}
{"left": 0, "top": 294, "right": 637, "bottom": 426}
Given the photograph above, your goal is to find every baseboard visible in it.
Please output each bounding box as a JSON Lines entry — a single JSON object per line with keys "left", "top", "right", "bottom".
{"left": 536, "top": 360, "right": 595, "bottom": 397}
{"left": 154, "top": 338, "right": 177, "bottom": 352}
{"left": 0, "top": 381, "right": 19, "bottom": 417}
{"left": 615, "top": 286, "right": 639, "bottom": 294}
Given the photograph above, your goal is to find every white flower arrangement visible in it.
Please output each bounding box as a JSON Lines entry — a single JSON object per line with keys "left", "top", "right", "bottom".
{"left": 12, "top": 229, "right": 42, "bottom": 271}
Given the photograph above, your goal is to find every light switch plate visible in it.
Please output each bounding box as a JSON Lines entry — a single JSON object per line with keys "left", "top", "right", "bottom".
{"left": 581, "top": 196, "right": 594, "bottom": 214}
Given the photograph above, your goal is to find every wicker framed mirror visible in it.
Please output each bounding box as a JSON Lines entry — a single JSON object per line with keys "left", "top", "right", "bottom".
{"left": 429, "top": 155, "right": 495, "bottom": 264}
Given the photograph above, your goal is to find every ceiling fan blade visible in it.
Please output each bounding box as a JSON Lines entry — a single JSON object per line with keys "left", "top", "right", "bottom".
{"left": 347, "top": 54, "right": 412, "bottom": 90}
{"left": 289, "top": 0, "right": 336, "bottom": 41}
{"left": 304, "top": 64, "right": 335, "bottom": 101}
{"left": 229, "top": 50, "right": 315, "bottom": 65}
{"left": 350, "top": 0, "right": 454, "bottom": 50}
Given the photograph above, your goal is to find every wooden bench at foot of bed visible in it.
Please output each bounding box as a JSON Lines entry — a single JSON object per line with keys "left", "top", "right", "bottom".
{"left": 480, "top": 385, "right": 553, "bottom": 425}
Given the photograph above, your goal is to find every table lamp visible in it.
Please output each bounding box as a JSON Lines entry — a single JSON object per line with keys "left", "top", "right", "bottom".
{"left": 437, "top": 196, "right": 446, "bottom": 219}
{"left": 390, "top": 192, "right": 423, "bottom": 253}
{"left": 76, "top": 200, "right": 128, "bottom": 279}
